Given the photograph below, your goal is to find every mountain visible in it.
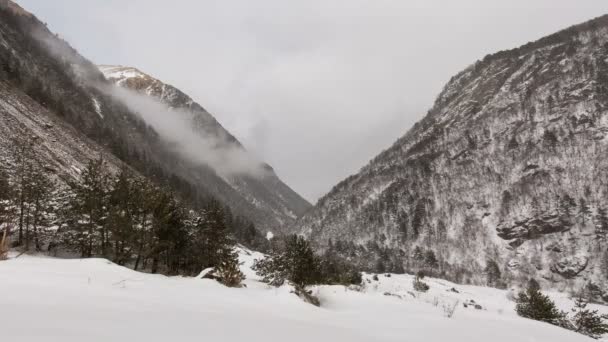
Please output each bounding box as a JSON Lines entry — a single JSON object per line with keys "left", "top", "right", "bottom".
{"left": 97, "top": 65, "right": 310, "bottom": 230}
{"left": 296, "top": 15, "right": 608, "bottom": 295}
{"left": 0, "top": 0, "right": 309, "bottom": 233}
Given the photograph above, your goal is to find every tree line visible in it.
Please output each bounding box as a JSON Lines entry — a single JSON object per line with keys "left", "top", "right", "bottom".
{"left": 0, "top": 139, "right": 363, "bottom": 290}
{"left": 515, "top": 279, "right": 608, "bottom": 340}
{"left": 0, "top": 139, "right": 263, "bottom": 286}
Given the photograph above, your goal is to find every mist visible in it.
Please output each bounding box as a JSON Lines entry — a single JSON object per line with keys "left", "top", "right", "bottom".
{"left": 104, "top": 85, "right": 268, "bottom": 179}
{"left": 29, "top": 20, "right": 268, "bottom": 179}
{"left": 17, "top": 0, "right": 608, "bottom": 201}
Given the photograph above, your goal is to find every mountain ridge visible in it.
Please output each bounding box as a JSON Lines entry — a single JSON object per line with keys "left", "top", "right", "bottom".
{"left": 0, "top": 0, "right": 308, "bottom": 235}
{"left": 296, "top": 13, "right": 608, "bottom": 297}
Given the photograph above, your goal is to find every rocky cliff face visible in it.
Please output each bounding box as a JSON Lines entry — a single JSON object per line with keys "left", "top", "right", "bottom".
{"left": 296, "top": 15, "right": 608, "bottom": 295}
{"left": 0, "top": 0, "right": 309, "bottom": 232}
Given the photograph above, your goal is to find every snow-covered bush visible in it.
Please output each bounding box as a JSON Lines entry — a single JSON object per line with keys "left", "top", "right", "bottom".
{"left": 413, "top": 272, "right": 429, "bottom": 292}
{"left": 570, "top": 296, "right": 608, "bottom": 339}
{"left": 253, "top": 235, "right": 321, "bottom": 288}
{"left": 443, "top": 300, "right": 459, "bottom": 318}
{"left": 215, "top": 250, "right": 245, "bottom": 288}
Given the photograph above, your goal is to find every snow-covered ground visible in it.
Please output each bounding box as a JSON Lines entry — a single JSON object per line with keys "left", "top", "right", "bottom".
{"left": 0, "top": 248, "right": 605, "bottom": 342}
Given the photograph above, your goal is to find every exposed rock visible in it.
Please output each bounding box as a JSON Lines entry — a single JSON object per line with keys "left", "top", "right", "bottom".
{"left": 497, "top": 213, "right": 572, "bottom": 247}
{"left": 550, "top": 255, "right": 589, "bottom": 279}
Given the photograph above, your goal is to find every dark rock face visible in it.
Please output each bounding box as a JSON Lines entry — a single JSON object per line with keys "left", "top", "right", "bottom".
{"left": 295, "top": 14, "right": 608, "bottom": 289}
{"left": 497, "top": 213, "right": 573, "bottom": 248}
{"left": 550, "top": 255, "right": 589, "bottom": 279}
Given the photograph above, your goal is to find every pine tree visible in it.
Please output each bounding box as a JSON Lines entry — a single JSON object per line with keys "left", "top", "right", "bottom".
{"left": 0, "top": 166, "right": 13, "bottom": 228}
{"left": 596, "top": 207, "right": 608, "bottom": 241}
{"left": 412, "top": 246, "right": 425, "bottom": 266}
{"left": 579, "top": 198, "right": 591, "bottom": 225}
{"left": 107, "top": 166, "right": 139, "bottom": 265}
{"left": 63, "top": 156, "right": 111, "bottom": 257}
{"left": 215, "top": 248, "right": 245, "bottom": 288}
{"left": 131, "top": 178, "right": 156, "bottom": 271}
{"left": 148, "top": 189, "right": 187, "bottom": 274}
{"left": 485, "top": 259, "right": 502, "bottom": 287}
{"left": 515, "top": 280, "right": 565, "bottom": 325}
{"left": 253, "top": 235, "right": 321, "bottom": 288}
{"left": 190, "top": 199, "right": 234, "bottom": 272}
{"left": 411, "top": 202, "right": 426, "bottom": 238}
{"left": 424, "top": 250, "right": 439, "bottom": 270}
{"left": 570, "top": 295, "right": 608, "bottom": 339}
{"left": 413, "top": 271, "right": 430, "bottom": 292}
{"left": 27, "top": 165, "right": 53, "bottom": 251}
{"left": 12, "top": 136, "right": 36, "bottom": 246}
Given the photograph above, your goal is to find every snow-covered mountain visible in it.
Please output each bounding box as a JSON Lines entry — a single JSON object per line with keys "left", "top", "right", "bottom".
{"left": 97, "top": 65, "right": 311, "bottom": 230}
{"left": 296, "top": 15, "right": 608, "bottom": 295}
{"left": 0, "top": 0, "right": 309, "bottom": 232}
{"left": 1, "top": 249, "right": 602, "bottom": 341}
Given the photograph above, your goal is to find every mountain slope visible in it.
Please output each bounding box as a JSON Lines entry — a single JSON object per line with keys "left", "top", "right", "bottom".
{"left": 0, "top": 0, "right": 309, "bottom": 232}
{"left": 98, "top": 65, "right": 311, "bottom": 230}
{"left": 296, "top": 15, "right": 608, "bottom": 294}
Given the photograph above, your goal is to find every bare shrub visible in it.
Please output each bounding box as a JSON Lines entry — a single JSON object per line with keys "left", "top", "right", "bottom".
{"left": 443, "top": 300, "right": 459, "bottom": 318}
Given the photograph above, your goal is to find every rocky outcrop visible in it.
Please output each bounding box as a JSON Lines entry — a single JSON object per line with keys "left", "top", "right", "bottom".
{"left": 497, "top": 213, "right": 573, "bottom": 248}
{"left": 550, "top": 255, "right": 589, "bottom": 279}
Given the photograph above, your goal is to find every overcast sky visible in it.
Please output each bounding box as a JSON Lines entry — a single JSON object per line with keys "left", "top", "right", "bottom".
{"left": 16, "top": 0, "right": 608, "bottom": 202}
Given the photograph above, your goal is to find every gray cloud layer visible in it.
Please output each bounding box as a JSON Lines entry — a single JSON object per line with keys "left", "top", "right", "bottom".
{"left": 16, "top": 0, "right": 608, "bottom": 201}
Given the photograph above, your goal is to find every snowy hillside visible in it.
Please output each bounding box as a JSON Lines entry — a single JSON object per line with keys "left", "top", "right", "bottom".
{"left": 295, "top": 14, "right": 608, "bottom": 294}
{"left": 1, "top": 250, "right": 604, "bottom": 341}
{"left": 97, "top": 64, "right": 311, "bottom": 231}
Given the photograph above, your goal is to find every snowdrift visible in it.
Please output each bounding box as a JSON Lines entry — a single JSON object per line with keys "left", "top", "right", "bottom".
{"left": 0, "top": 250, "right": 603, "bottom": 342}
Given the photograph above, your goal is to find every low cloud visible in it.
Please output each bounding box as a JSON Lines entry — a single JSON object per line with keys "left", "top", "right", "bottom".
{"left": 103, "top": 85, "right": 268, "bottom": 179}
{"left": 30, "top": 21, "right": 267, "bottom": 179}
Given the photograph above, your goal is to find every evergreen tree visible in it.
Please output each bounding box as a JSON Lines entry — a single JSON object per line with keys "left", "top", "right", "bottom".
{"left": 12, "top": 136, "right": 36, "bottom": 246}
{"left": 107, "top": 167, "right": 139, "bottom": 265}
{"left": 63, "top": 156, "right": 111, "bottom": 257}
{"left": 596, "top": 207, "right": 608, "bottom": 240}
{"left": 570, "top": 295, "right": 608, "bottom": 339}
{"left": 0, "top": 166, "right": 13, "bottom": 228}
{"left": 253, "top": 235, "right": 321, "bottom": 288}
{"left": 515, "top": 280, "right": 565, "bottom": 325}
{"left": 485, "top": 259, "right": 502, "bottom": 287}
{"left": 424, "top": 250, "right": 439, "bottom": 270}
{"left": 0, "top": 166, "right": 11, "bottom": 260}
{"left": 131, "top": 178, "right": 156, "bottom": 271}
{"left": 148, "top": 189, "right": 187, "bottom": 274}
{"left": 413, "top": 271, "right": 429, "bottom": 292}
{"left": 190, "top": 199, "right": 234, "bottom": 272}
{"left": 215, "top": 248, "right": 245, "bottom": 288}
{"left": 412, "top": 246, "right": 425, "bottom": 265}
{"left": 27, "top": 166, "right": 53, "bottom": 251}
{"left": 579, "top": 198, "right": 591, "bottom": 225}
{"left": 319, "top": 249, "right": 362, "bottom": 286}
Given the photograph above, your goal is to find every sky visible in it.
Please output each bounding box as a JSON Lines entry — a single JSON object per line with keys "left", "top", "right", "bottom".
{"left": 15, "top": 0, "right": 608, "bottom": 202}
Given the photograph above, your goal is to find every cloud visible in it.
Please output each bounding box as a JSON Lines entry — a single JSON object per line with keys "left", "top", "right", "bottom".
{"left": 101, "top": 85, "right": 268, "bottom": 179}
{"left": 16, "top": 0, "right": 608, "bottom": 201}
